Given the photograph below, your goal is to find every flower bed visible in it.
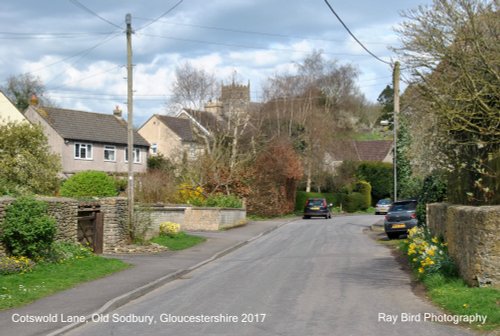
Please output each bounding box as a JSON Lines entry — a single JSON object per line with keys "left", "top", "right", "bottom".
{"left": 400, "top": 226, "right": 457, "bottom": 279}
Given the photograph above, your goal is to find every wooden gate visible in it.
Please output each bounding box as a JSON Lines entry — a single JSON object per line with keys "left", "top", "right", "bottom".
{"left": 77, "top": 203, "right": 104, "bottom": 254}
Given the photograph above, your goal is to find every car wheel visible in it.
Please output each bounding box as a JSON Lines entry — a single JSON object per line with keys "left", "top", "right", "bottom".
{"left": 303, "top": 215, "right": 310, "bottom": 219}
{"left": 375, "top": 211, "right": 379, "bottom": 215}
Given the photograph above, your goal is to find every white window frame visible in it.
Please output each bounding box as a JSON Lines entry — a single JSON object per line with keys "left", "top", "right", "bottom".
{"left": 125, "top": 147, "right": 141, "bottom": 164}
{"left": 151, "top": 143, "right": 158, "bottom": 155}
{"left": 104, "top": 145, "right": 116, "bottom": 162}
{"left": 74, "top": 143, "right": 93, "bottom": 160}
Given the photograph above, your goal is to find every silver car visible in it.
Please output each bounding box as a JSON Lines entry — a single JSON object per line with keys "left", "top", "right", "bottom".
{"left": 375, "top": 198, "right": 392, "bottom": 215}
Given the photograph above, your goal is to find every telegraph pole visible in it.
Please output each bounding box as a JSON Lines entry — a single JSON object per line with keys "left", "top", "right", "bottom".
{"left": 126, "top": 13, "right": 134, "bottom": 235}
{"left": 393, "top": 61, "right": 400, "bottom": 202}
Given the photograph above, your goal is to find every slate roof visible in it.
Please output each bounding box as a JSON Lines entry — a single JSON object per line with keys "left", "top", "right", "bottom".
{"left": 156, "top": 115, "right": 195, "bottom": 142}
{"left": 34, "top": 106, "right": 149, "bottom": 147}
{"left": 182, "top": 108, "right": 226, "bottom": 133}
{"left": 330, "top": 140, "right": 392, "bottom": 162}
{"left": 356, "top": 140, "right": 393, "bottom": 162}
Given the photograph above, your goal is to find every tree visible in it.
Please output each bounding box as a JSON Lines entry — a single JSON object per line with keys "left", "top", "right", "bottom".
{"left": 247, "top": 138, "right": 303, "bottom": 216}
{"left": 169, "top": 62, "right": 219, "bottom": 111}
{"left": 1, "top": 73, "right": 52, "bottom": 111}
{"left": 0, "top": 122, "right": 61, "bottom": 195}
{"left": 259, "top": 51, "right": 365, "bottom": 192}
{"left": 376, "top": 84, "right": 394, "bottom": 127}
{"left": 394, "top": 0, "right": 499, "bottom": 204}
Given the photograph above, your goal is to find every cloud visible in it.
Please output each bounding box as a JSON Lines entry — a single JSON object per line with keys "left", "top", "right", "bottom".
{"left": 0, "top": 0, "right": 432, "bottom": 125}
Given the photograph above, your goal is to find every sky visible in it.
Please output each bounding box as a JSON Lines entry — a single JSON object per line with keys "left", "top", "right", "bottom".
{"left": 0, "top": 0, "right": 433, "bottom": 126}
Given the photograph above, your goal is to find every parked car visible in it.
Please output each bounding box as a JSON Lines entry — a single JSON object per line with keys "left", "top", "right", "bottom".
{"left": 375, "top": 198, "right": 392, "bottom": 215}
{"left": 303, "top": 198, "right": 332, "bottom": 219}
{"left": 384, "top": 200, "right": 418, "bottom": 239}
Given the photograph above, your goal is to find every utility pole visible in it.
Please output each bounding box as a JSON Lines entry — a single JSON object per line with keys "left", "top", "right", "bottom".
{"left": 126, "top": 13, "right": 134, "bottom": 236}
{"left": 393, "top": 61, "right": 400, "bottom": 202}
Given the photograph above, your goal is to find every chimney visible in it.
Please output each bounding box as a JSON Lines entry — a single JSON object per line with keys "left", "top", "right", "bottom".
{"left": 113, "top": 105, "right": 122, "bottom": 118}
{"left": 30, "top": 94, "right": 39, "bottom": 106}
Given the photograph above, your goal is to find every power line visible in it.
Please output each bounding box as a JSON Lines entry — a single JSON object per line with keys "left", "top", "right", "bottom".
{"left": 136, "top": 0, "right": 184, "bottom": 31}
{"left": 43, "top": 31, "right": 122, "bottom": 85}
{"left": 26, "top": 30, "right": 122, "bottom": 75}
{"left": 322, "top": 0, "right": 392, "bottom": 65}
{"left": 0, "top": 31, "right": 115, "bottom": 40}
{"left": 68, "top": 0, "right": 123, "bottom": 30}
{"left": 132, "top": 17, "right": 389, "bottom": 45}
{"left": 140, "top": 32, "right": 387, "bottom": 58}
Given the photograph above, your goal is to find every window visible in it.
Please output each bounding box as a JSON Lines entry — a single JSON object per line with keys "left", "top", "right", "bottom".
{"left": 104, "top": 145, "right": 116, "bottom": 161}
{"left": 74, "top": 143, "right": 92, "bottom": 160}
{"left": 151, "top": 143, "right": 158, "bottom": 155}
{"left": 125, "top": 147, "right": 141, "bottom": 163}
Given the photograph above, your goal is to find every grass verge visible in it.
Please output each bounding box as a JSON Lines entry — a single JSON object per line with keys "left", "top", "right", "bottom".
{"left": 0, "top": 256, "right": 129, "bottom": 310}
{"left": 423, "top": 274, "right": 499, "bottom": 331}
{"left": 150, "top": 232, "right": 206, "bottom": 251}
{"left": 369, "top": 226, "right": 499, "bottom": 332}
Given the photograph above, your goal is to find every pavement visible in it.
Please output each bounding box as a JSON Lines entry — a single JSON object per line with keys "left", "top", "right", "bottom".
{"left": 0, "top": 217, "right": 297, "bottom": 336}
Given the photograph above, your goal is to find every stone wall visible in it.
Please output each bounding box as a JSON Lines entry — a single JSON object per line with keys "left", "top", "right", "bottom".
{"left": 0, "top": 196, "right": 128, "bottom": 256}
{"left": 427, "top": 203, "right": 500, "bottom": 288}
{"left": 136, "top": 205, "right": 247, "bottom": 238}
{"left": 100, "top": 197, "right": 129, "bottom": 253}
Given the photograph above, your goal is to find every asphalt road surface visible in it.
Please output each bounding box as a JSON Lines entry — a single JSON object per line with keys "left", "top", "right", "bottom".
{"left": 67, "top": 215, "right": 475, "bottom": 336}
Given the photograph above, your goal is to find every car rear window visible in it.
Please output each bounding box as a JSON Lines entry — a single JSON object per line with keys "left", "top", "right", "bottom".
{"left": 377, "top": 199, "right": 391, "bottom": 205}
{"left": 390, "top": 201, "right": 417, "bottom": 211}
{"left": 307, "top": 199, "right": 324, "bottom": 206}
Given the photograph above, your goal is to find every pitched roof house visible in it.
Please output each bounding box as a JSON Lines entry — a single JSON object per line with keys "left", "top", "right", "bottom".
{"left": 325, "top": 140, "right": 393, "bottom": 169}
{"left": 0, "top": 91, "right": 27, "bottom": 124}
{"left": 138, "top": 114, "right": 203, "bottom": 161}
{"left": 24, "top": 105, "right": 149, "bottom": 176}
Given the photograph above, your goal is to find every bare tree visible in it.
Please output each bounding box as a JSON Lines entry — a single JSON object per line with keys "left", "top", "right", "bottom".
{"left": 394, "top": 0, "right": 499, "bottom": 204}
{"left": 1, "top": 73, "right": 54, "bottom": 111}
{"left": 260, "top": 51, "right": 365, "bottom": 191}
{"left": 169, "top": 62, "right": 219, "bottom": 112}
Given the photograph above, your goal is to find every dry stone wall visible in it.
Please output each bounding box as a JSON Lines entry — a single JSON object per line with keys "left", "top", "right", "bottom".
{"left": 0, "top": 196, "right": 128, "bottom": 256}
{"left": 427, "top": 203, "right": 500, "bottom": 288}
{"left": 136, "top": 205, "right": 247, "bottom": 238}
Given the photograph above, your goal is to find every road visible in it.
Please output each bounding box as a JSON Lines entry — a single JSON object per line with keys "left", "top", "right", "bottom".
{"left": 67, "top": 215, "right": 474, "bottom": 336}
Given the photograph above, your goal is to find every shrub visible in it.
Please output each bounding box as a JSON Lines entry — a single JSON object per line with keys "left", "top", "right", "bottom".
{"left": 204, "top": 194, "right": 243, "bottom": 208}
{"left": 113, "top": 176, "right": 128, "bottom": 195}
{"left": 353, "top": 180, "right": 372, "bottom": 210}
{"left": 136, "top": 170, "right": 177, "bottom": 204}
{"left": 0, "top": 256, "right": 35, "bottom": 275}
{"left": 345, "top": 192, "right": 366, "bottom": 212}
{"left": 45, "top": 242, "right": 94, "bottom": 263}
{"left": 147, "top": 154, "right": 175, "bottom": 171}
{"left": 416, "top": 172, "right": 447, "bottom": 225}
{"left": 176, "top": 183, "right": 205, "bottom": 204}
{"left": 0, "top": 122, "right": 61, "bottom": 196}
{"left": 159, "top": 222, "right": 181, "bottom": 237}
{"left": 356, "top": 162, "right": 393, "bottom": 203}
{"left": 60, "top": 171, "right": 118, "bottom": 198}
{"left": 1, "top": 197, "right": 57, "bottom": 260}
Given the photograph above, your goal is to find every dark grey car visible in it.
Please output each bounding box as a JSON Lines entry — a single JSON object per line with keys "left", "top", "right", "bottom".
{"left": 303, "top": 198, "right": 332, "bottom": 219}
{"left": 384, "top": 200, "right": 418, "bottom": 239}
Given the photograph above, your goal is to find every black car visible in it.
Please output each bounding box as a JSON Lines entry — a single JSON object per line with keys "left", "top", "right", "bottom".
{"left": 384, "top": 199, "right": 418, "bottom": 239}
{"left": 303, "top": 198, "right": 332, "bottom": 219}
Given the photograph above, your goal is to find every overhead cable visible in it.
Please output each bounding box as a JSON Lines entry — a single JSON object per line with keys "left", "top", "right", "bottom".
{"left": 68, "top": 0, "right": 123, "bottom": 30}
{"left": 322, "top": 0, "right": 392, "bottom": 65}
{"left": 136, "top": 0, "right": 184, "bottom": 31}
